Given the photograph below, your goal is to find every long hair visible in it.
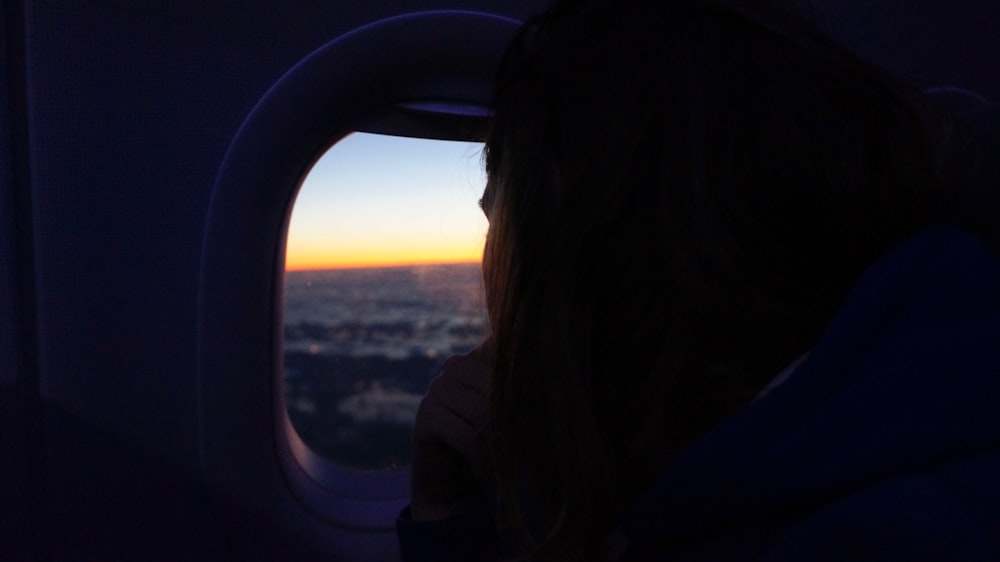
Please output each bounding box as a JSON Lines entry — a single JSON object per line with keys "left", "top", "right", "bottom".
{"left": 482, "top": 1, "right": 947, "bottom": 558}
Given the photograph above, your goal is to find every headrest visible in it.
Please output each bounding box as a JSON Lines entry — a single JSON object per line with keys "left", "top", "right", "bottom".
{"left": 938, "top": 92, "right": 1000, "bottom": 256}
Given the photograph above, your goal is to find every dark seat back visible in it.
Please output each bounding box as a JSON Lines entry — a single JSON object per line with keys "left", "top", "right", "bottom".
{"left": 945, "top": 103, "right": 1000, "bottom": 256}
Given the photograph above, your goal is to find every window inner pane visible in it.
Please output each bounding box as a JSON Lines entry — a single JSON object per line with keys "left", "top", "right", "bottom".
{"left": 283, "top": 132, "right": 488, "bottom": 470}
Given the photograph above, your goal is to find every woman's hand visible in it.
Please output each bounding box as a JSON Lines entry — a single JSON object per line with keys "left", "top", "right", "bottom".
{"left": 410, "top": 339, "right": 492, "bottom": 521}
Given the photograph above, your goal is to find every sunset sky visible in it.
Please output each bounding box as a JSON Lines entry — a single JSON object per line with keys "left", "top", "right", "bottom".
{"left": 285, "top": 133, "right": 488, "bottom": 270}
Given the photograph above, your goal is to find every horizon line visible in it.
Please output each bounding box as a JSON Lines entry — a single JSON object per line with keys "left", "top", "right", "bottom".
{"left": 285, "top": 258, "right": 482, "bottom": 272}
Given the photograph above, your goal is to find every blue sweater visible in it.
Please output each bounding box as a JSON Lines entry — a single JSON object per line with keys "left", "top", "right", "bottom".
{"left": 398, "top": 225, "right": 1000, "bottom": 561}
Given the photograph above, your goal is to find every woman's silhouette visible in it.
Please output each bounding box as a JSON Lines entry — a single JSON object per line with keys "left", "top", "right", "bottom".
{"left": 399, "top": 1, "right": 1000, "bottom": 560}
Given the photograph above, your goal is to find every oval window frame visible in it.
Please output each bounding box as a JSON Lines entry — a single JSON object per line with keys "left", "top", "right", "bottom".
{"left": 198, "top": 10, "right": 517, "bottom": 534}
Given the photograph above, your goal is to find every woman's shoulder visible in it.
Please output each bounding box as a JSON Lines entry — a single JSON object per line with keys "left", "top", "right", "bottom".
{"left": 617, "top": 223, "right": 1000, "bottom": 560}
{"left": 765, "top": 454, "right": 1000, "bottom": 560}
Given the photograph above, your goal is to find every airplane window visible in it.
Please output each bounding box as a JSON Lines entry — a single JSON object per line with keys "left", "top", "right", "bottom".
{"left": 283, "top": 132, "right": 488, "bottom": 470}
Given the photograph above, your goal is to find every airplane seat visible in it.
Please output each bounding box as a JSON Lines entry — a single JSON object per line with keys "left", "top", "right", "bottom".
{"left": 924, "top": 86, "right": 991, "bottom": 117}
{"left": 932, "top": 92, "right": 1000, "bottom": 257}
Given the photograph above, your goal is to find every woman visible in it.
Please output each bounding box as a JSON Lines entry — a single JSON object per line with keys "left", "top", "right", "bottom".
{"left": 399, "top": 0, "right": 1000, "bottom": 560}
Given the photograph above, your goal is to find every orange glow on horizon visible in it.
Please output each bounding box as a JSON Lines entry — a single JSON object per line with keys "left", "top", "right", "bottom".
{"left": 285, "top": 242, "right": 485, "bottom": 271}
{"left": 286, "top": 256, "right": 482, "bottom": 271}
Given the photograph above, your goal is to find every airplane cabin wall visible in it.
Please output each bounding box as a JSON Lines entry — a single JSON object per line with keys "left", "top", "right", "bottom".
{"left": 2, "top": 0, "right": 42, "bottom": 557}
{"left": 815, "top": 0, "right": 1000, "bottom": 103}
{"left": 2, "top": 1, "right": 540, "bottom": 560}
